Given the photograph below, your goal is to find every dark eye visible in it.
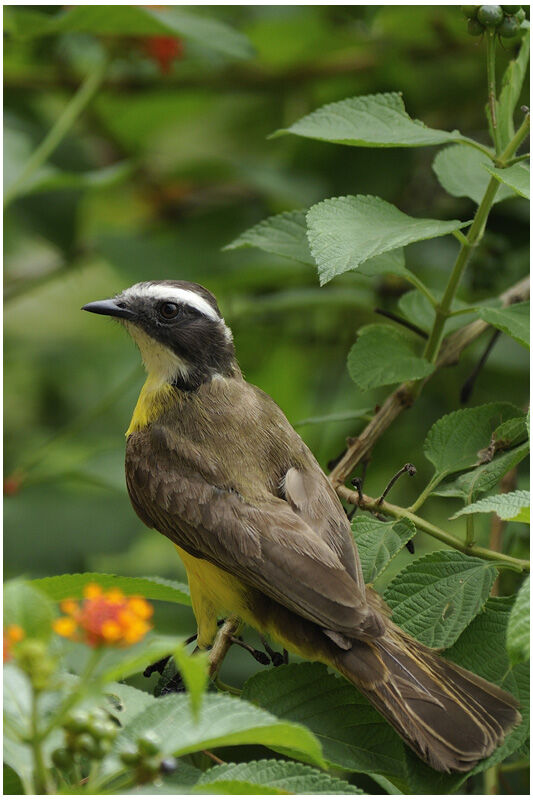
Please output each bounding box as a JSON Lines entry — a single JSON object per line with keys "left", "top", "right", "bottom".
{"left": 159, "top": 302, "right": 179, "bottom": 320}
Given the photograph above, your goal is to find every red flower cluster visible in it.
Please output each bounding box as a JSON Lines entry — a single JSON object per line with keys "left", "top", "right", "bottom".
{"left": 145, "top": 36, "right": 184, "bottom": 74}
{"left": 53, "top": 584, "right": 153, "bottom": 648}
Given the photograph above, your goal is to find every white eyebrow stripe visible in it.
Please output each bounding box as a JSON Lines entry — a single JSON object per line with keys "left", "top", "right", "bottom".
{"left": 123, "top": 284, "right": 220, "bottom": 321}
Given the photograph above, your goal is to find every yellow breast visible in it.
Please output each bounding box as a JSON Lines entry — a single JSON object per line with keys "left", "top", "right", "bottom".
{"left": 126, "top": 378, "right": 176, "bottom": 436}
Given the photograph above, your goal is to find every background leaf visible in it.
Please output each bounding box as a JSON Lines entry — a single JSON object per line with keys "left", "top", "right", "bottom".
{"left": 173, "top": 644, "right": 209, "bottom": 720}
{"left": 306, "top": 195, "right": 468, "bottom": 285}
{"left": 347, "top": 324, "right": 434, "bottom": 390}
{"left": 484, "top": 163, "right": 530, "bottom": 200}
{"left": 475, "top": 302, "right": 530, "bottom": 349}
{"left": 507, "top": 576, "right": 530, "bottom": 664}
{"left": 112, "top": 691, "right": 325, "bottom": 767}
{"left": 32, "top": 573, "right": 191, "bottom": 606}
{"left": 277, "top": 92, "right": 464, "bottom": 147}
{"left": 3, "top": 579, "right": 56, "bottom": 640}
{"left": 195, "top": 759, "right": 363, "bottom": 794}
{"left": 433, "top": 144, "right": 516, "bottom": 204}
{"left": 497, "top": 29, "right": 530, "bottom": 148}
{"left": 225, "top": 210, "right": 313, "bottom": 265}
{"left": 451, "top": 489, "right": 530, "bottom": 522}
{"left": 243, "top": 663, "right": 407, "bottom": 781}
{"left": 352, "top": 515, "right": 416, "bottom": 583}
{"left": 384, "top": 551, "right": 497, "bottom": 648}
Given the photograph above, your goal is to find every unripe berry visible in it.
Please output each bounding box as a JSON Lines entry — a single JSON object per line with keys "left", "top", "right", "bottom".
{"left": 64, "top": 710, "right": 91, "bottom": 734}
{"left": 119, "top": 743, "right": 141, "bottom": 766}
{"left": 498, "top": 14, "right": 522, "bottom": 35}
{"left": 52, "top": 747, "right": 73, "bottom": 770}
{"left": 137, "top": 731, "right": 161, "bottom": 756}
{"left": 468, "top": 17, "right": 486, "bottom": 34}
{"left": 477, "top": 5, "right": 505, "bottom": 26}
{"left": 88, "top": 719, "right": 117, "bottom": 741}
{"left": 76, "top": 733, "right": 99, "bottom": 758}
{"left": 516, "top": 8, "right": 526, "bottom": 21}
{"left": 501, "top": 5, "right": 522, "bottom": 11}
{"left": 462, "top": 5, "right": 480, "bottom": 18}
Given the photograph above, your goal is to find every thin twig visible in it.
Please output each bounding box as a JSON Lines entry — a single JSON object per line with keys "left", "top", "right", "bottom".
{"left": 374, "top": 308, "right": 428, "bottom": 339}
{"left": 377, "top": 463, "right": 416, "bottom": 505}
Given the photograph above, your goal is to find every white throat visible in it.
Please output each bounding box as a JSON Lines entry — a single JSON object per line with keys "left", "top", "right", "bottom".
{"left": 124, "top": 323, "right": 189, "bottom": 387}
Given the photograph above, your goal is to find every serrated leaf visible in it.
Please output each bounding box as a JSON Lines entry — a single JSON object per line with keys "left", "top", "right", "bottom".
{"left": 9, "top": 6, "right": 254, "bottom": 60}
{"left": 507, "top": 576, "right": 530, "bottom": 664}
{"left": 492, "top": 416, "right": 529, "bottom": 450}
{"left": 484, "top": 162, "right": 530, "bottom": 200}
{"left": 306, "top": 195, "right": 468, "bottom": 285}
{"left": 196, "top": 759, "right": 363, "bottom": 794}
{"left": 351, "top": 515, "right": 416, "bottom": 583}
{"left": 433, "top": 145, "right": 516, "bottom": 204}
{"left": 113, "top": 691, "right": 325, "bottom": 768}
{"left": 4, "top": 579, "right": 55, "bottom": 641}
{"left": 275, "top": 92, "right": 464, "bottom": 148}
{"left": 423, "top": 402, "right": 522, "bottom": 484}
{"left": 384, "top": 551, "right": 497, "bottom": 649}
{"left": 174, "top": 644, "right": 208, "bottom": 721}
{"left": 497, "top": 29, "right": 530, "bottom": 149}
{"left": 451, "top": 489, "right": 530, "bottom": 522}
{"left": 98, "top": 636, "right": 185, "bottom": 683}
{"left": 434, "top": 441, "right": 529, "bottom": 502}
{"left": 242, "top": 663, "right": 406, "bottom": 779}
{"left": 347, "top": 324, "right": 434, "bottom": 390}
{"left": 475, "top": 302, "right": 530, "bottom": 349}
{"left": 32, "top": 572, "right": 191, "bottom": 606}
{"left": 225, "top": 210, "right": 314, "bottom": 265}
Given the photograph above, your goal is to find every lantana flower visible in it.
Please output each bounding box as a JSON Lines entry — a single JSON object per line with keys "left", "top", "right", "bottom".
{"left": 3, "top": 624, "right": 25, "bottom": 662}
{"left": 53, "top": 583, "right": 153, "bottom": 648}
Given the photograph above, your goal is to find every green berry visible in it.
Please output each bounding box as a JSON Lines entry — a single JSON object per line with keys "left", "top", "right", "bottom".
{"left": 88, "top": 719, "right": 117, "bottom": 741}
{"left": 462, "top": 5, "right": 480, "bottom": 17}
{"left": 498, "top": 14, "right": 521, "bottom": 35}
{"left": 477, "top": 5, "right": 505, "bottom": 25}
{"left": 77, "top": 733, "right": 99, "bottom": 758}
{"left": 516, "top": 8, "right": 526, "bottom": 21}
{"left": 64, "top": 710, "right": 91, "bottom": 734}
{"left": 501, "top": 5, "right": 522, "bottom": 11}
{"left": 137, "top": 731, "right": 161, "bottom": 756}
{"left": 119, "top": 743, "right": 141, "bottom": 766}
{"left": 51, "top": 747, "right": 73, "bottom": 770}
{"left": 468, "top": 17, "right": 486, "bottom": 34}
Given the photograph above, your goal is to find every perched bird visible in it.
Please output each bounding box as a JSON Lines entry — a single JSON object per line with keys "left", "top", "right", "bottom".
{"left": 83, "top": 280, "right": 520, "bottom": 773}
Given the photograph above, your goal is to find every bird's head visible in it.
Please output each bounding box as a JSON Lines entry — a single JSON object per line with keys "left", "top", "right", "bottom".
{"left": 83, "top": 280, "right": 236, "bottom": 390}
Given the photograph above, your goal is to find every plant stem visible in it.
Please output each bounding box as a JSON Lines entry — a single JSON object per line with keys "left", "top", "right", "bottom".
{"left": 408, "top": 476, "right": 441, "bottom": 513}
{"left": 495, "top": 112, "right": 530, "bottom": 167}
{"left": 338, "top": 485, "right": 530, "bottom": 572}
{"left": 484, "top": 763, "right": 499, "bottom": 794}
{"left": 4, "top": 57, "right": 108, "bottom": 207}
{"left": 486, "top": 30, "right": 500, "bottom": 153}
{"left": 31, "top": 689, "right": 52, "bottom": 794}
{"left": 39, "top": 648, "right": 102, "bottom": 740}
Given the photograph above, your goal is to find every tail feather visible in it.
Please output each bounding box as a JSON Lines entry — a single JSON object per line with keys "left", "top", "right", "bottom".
{"left": 336, "top": 623, "right": 520, "bottom": 773}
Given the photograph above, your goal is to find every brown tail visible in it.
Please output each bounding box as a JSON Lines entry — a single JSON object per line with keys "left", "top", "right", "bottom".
{"left": 335, "top": 622, "right": 520, "bottom": 773}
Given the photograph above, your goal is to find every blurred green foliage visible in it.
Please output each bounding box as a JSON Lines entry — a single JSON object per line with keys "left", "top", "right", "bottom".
{"left": 4, "top": 4, "right": 529, "bottom": 719}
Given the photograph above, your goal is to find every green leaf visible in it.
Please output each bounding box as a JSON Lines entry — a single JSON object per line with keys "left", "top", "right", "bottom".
{"left": 384, "top": 551, "right": 497, "bottom": 648}
{"left": 484, "top": 162, "right": 530, "bottom": 200}
{"left": 196, "top": 759, "right": 364, "bottom": 794}
{"left": 434, "top": 441, "right": 529, "bottom": 502}
{"left": 294, "top": 409, "right": 372, "bottom": 428}
{"left": 451, "top": 489, "right": 530, "bottom": 522}
{"left": 347, "top": 324, "right": 434, "bottom": 390}
{"left": 397, "top": 291, "right": 472, "bottom": 336}
{"left": 275, "top": 92, "right": 464, "bottom": 148}
{"left": 433, "top": 144, "right": 516, "bottom": 204}
{"left": 423, "top": 402, "right": 522, "bottom": 484}
{"left": 173, "top": 645, "right": 209, "bottom": 721}
{"left": 351, "top": 514, "right": 416, "bottom": 583}
{"left": 497, "top": 28, "right": 530, "bottom": 149}
{"left": 9, "top": 6, "right": 254, "bottom": 60}
{"left": 356, "top": 248, "right": 410, "bottom": 279}
{"left": 476, "top": 302, "right": 530, "bottom": 349}
{"left": 242, "top": 663, "right": 406, "bottom": 780}
{"left": 306, "top": 195, "right": 468, "bottom": 285}
{"left": 492, "top": 415, "right": 529, "bottom": 450}
{"left": 98, "top": 636, "right": 186, "bottom": 683}
{"left": 16, "top": 163, "right": 133, "bottom": 198}
{"left": 507, "top": 576, "right": 530, "bottom": 665}
{"left": 32, "top": 572, "right": 191, "bottom": 606}
{"left": 113, "top": 691, "right": 325, "bottom": 768}
{"left": 225, "top": 210, "right": 313, "bottom": 265}
{"left": 4, "top": 579, "right": 55, "bottom": 641}
{"left": 105, "top": 682, "right": 157, "bottom": 727}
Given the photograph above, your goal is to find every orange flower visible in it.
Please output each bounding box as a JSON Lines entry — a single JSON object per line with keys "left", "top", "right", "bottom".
{"left": 145, "top": 35, "right": 184, "bottom": 74}
{"left": 3, "top": 624, "right": 25, "bottom": 662}
{"left": 53, "top": 584, "right": 153, "bottom": 648}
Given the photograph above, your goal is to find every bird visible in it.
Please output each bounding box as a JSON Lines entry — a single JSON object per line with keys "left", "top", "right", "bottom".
{"left": 83, "top": 279, "right": 520, "bottom": 773}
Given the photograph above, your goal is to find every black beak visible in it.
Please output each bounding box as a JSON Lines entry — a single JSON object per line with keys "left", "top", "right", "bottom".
{"left": 82, "top": 299, "right": 136, "bottom": 321}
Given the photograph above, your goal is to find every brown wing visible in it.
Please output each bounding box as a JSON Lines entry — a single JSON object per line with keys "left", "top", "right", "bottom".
{"left": 126, "top": 427, "right": 382, "bottom": 638}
